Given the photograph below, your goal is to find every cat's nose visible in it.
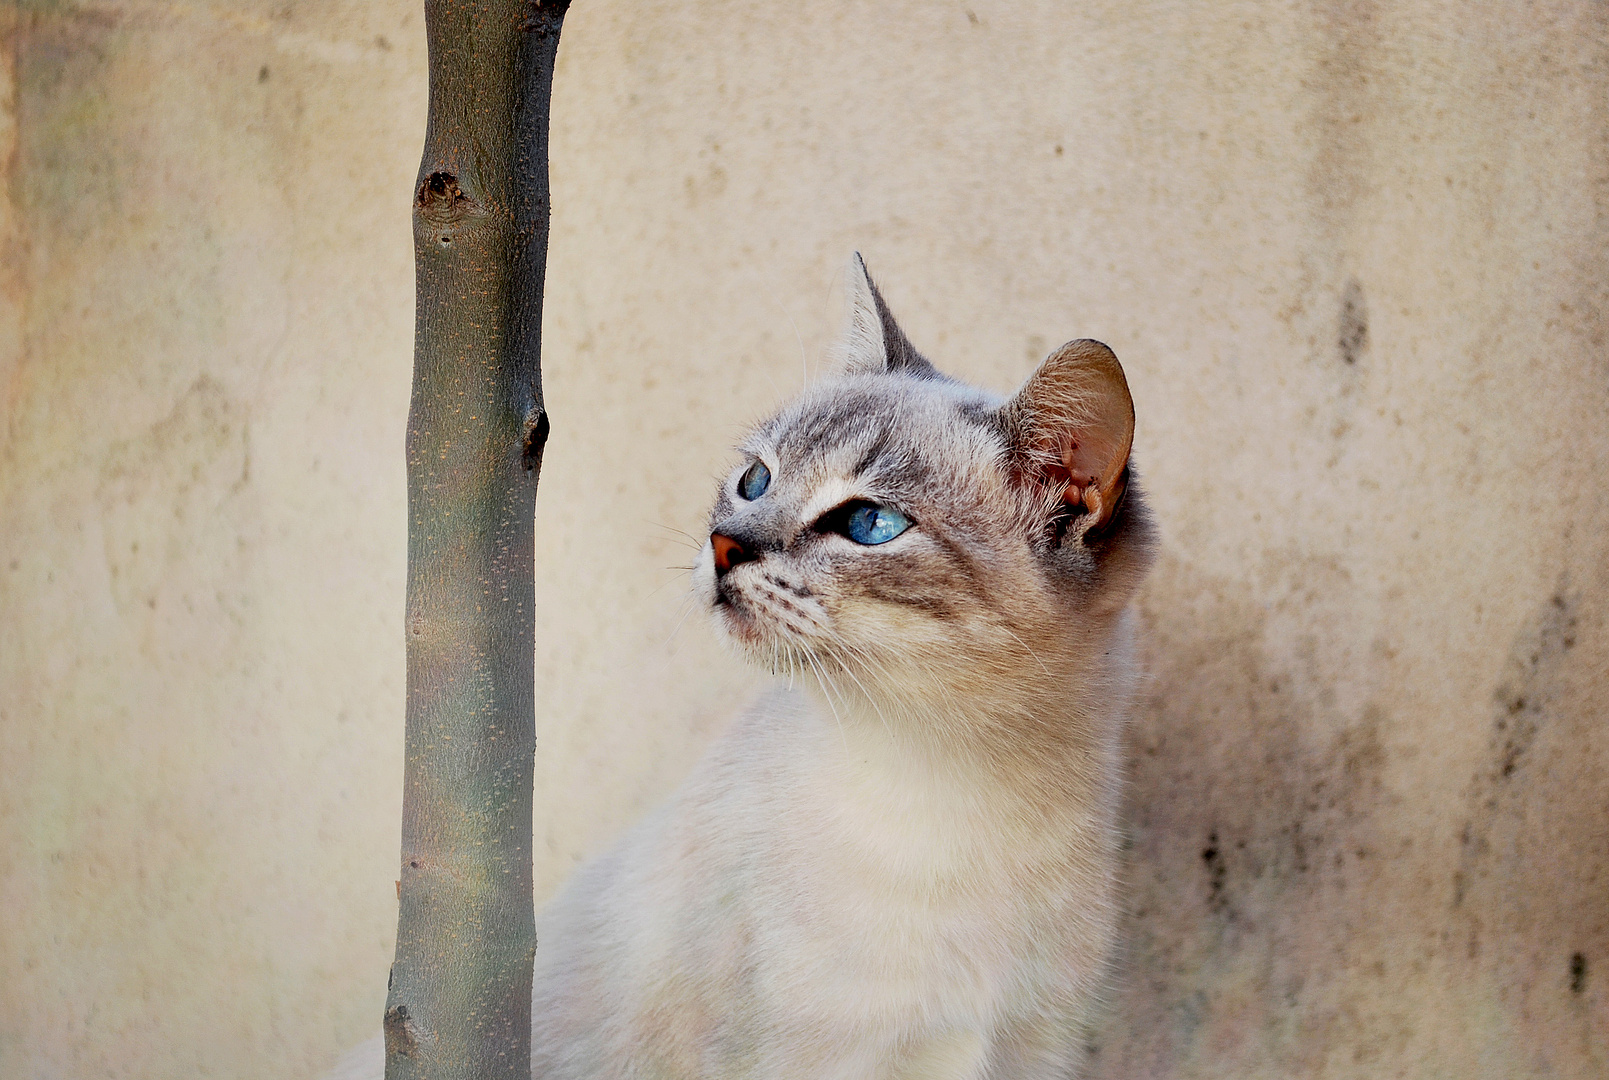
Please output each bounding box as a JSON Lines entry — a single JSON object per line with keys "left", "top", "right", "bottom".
{"left": 710, "top": 532, "right": 757, "bottom": 577}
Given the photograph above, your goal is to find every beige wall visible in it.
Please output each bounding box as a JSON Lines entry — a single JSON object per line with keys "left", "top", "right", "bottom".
{"left": 1, "top": 2, "right": 1605, "bottom": 1077}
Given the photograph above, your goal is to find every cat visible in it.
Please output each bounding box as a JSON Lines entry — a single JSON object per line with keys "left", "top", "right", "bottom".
{"left": 332, "top": 255, "right": 1154, "bottom": 1080}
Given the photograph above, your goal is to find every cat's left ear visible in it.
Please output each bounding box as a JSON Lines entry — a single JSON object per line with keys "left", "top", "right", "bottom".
{"left": 836, "top": 253, "right": 940, "bottom": 378}
{"left": 1000, "top": 339, "right": 1135, "bottom": 534}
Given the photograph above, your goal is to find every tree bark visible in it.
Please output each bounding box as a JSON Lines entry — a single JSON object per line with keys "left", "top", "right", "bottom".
{"left": 384, "top": 2, "right": 567, "bottom": 1077}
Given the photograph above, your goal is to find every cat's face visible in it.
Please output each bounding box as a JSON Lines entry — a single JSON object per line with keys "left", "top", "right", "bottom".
{"left": 698, "top": 373, "right": 1024, "bottom": 675}
{"left": 693, "top": 257, "right": 1153, "bottom": 706}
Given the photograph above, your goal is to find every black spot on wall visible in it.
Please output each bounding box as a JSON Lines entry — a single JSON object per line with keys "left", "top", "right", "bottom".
{"left": 1202, "top": 831, "right": 1227, "bottom": 907}
{"left": 1338, "top": 277, "right": 1368, "bottom": 365}
{"left": 1570, "top": 952, "right": 1587, "bottom": 995}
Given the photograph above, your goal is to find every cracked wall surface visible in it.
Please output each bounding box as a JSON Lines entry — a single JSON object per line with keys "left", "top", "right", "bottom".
{"left": 0, "top": 2, "right": 1604, "bottom": 1078}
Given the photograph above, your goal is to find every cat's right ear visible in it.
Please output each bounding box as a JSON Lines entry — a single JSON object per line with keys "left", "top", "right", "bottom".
{"left": 999, "top": 340, "right": 1136, "bottom": 535}
{"left": 835, "top": 253, "right": 939, "bottom": 378}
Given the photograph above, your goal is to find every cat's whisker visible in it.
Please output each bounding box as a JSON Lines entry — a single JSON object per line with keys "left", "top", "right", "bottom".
{"left": 824, "top": 643, "right": 896, "bottom": 738}
{"left": 827, "top": 650, "right": 922, "bottom": 729}
{"left": 643, "top": 569, "right": 694, "bottom": 604}
{"left": 826, "top": 634, "right": 896, "bottom": 686}
{"left": 824, "top": 631, "right": 950, "bottom": 724}
{"left": 661, "top": 593, "right": 701, "bottom": 652}
{"left": 998, "top": 624, "right": 1055, "bottom": 682}
{"left": 823, "top": 626, "right": 941, "bottom": 731}
{"left": 816, "top": 631, "right": 893, "bottom": 698}
{"left": 647, "top": 521, "right": 705, "bottom": 549}
{"left": 802, "top": 649, "right": 850, "bottom": 756}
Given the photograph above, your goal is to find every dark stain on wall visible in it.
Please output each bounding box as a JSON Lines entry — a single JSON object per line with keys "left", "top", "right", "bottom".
{"left": 1089, "top": 551, "right": 1404, "bottom": 1075}
{"left": 1303, "top": 0, "right": 1382, "bottom": 230}
{"left": 1337, "top": 278, "right": 1368, "bottom": 366}
{"left": 1455, "top": 585, "right": 1583, "bottom": 911}
{"left": 1090, "top": 551, "right": 1609, "bottom": 1078}
{"left": 1448, "top": 576, "right": 1609, "bottom": 1060}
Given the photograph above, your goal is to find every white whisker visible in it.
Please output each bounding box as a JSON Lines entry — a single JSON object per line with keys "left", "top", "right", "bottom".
{"left": 999, "top": 624, "right": 1055, "bottom": 681}
{"left": 647, "top": 521, "right": 704, "bottom": 549}
{"left": 662, "top": 592, "right": 700, "bottom": 652}
{"left": 802, "top": 649, "right": 850, "bottom": 756}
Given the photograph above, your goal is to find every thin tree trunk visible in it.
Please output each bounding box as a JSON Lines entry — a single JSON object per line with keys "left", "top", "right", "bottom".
{"left": 384, "top": 2, "right": 567, "bottom": 1077}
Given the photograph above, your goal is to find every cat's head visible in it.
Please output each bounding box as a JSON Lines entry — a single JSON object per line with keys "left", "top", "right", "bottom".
{"left": 694, "top": 255, "right": 1154, "bottom": 708}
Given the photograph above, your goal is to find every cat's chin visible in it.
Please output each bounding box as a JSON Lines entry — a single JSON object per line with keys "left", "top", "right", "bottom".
{"left": 711, "top": 599, "right": 774, "bottom": 651}
{"left": 712, "top": 598, "right": 816, "bottom": 668}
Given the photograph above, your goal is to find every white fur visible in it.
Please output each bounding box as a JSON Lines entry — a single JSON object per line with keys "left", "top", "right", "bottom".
{"left": 526, "top": 621, "right": 1139, "bottom": 1079}
{"left": 832, "top": 253, "right": 892, "bottom": 376}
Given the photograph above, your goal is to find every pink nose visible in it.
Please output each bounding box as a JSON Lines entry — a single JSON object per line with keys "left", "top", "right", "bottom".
{"left": 711, "top": 533, "right": 755, "bottom": 577}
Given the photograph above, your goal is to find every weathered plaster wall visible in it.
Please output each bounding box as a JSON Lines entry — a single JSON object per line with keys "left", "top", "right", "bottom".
{"left": 0, "top": 2, "right": 1604, "bottom": 1078}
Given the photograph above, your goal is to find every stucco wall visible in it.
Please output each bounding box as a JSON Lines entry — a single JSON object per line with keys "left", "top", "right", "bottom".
{"left": 1, "top": 2, "right": 1604, "bottom": 1078}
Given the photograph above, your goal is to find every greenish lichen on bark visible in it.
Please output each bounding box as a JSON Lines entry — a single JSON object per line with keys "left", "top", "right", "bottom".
{"left": 385, "top": 2, "right": 568, "bottom": 1078}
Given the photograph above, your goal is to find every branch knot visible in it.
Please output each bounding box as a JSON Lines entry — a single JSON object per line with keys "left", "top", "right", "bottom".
{"left": 416, "top": 172, "right": 479, "bottom": 226}
{"left": 522, "top": 407, "right": 550, "bottom": 473}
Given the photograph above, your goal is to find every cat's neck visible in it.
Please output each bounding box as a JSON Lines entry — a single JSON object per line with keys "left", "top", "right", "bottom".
{"left": 789, "top": 611, "right": 1134, "bottom": 816}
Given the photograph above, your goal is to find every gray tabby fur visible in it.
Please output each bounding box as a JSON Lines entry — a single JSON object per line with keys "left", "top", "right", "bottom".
{"left": 330, "top": 255, "right": 1155, "bottom": 1080}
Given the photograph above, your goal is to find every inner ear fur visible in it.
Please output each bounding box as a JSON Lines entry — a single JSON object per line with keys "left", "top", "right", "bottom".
{"left": 1000, "top": 339, "right": 1136, "bottom": 532}
{"left": 837, "top": 253, "right": 940, "bottom": 378}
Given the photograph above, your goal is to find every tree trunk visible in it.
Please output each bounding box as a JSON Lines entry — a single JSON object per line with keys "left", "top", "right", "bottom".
{"left": 384, "top": 2, "right": 567, "bottom": 1077}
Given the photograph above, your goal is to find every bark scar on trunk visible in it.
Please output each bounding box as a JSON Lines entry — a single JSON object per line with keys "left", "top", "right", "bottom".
{"left": 383, "top": 1005, "right": 424, "bottom": 1058}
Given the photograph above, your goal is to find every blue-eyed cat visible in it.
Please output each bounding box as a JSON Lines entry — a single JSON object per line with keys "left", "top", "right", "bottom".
{"left": 333, "top": 255, "right": 1155, "bottom": 1080}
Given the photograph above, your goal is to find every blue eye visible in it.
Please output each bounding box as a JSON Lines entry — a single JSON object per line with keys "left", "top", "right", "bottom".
{"left": 738, "top": 459, "right": 771, "bottom": 500}
{"left": 845, "top": 504, "right": 911, "bottom": 545}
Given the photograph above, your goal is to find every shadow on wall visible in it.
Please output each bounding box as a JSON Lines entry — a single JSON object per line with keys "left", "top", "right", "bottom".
{"left": 1090, "top": 552, "right": 1609, "bottom": 1078}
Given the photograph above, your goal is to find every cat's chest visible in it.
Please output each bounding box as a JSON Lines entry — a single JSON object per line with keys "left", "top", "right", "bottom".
{"left": 717, "top": 754, "right": 1092, "bottom": 1032}
{"left": 765, "top": 746, "right": 1086, "bottom": 948}
{"left": 796, "top": 722, "right": 1086, "bottom": 874}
